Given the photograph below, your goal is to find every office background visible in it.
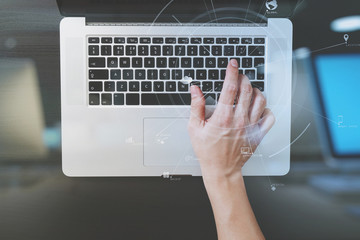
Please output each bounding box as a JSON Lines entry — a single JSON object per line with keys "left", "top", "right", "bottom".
{"left": 0, "top": 0, "right": 360, "bottom": 239}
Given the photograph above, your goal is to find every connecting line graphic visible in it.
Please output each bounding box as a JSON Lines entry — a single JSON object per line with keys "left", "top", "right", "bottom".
{"left": 172, "top": 15, "right": 182, "bottom": 25}
{"left": 311, "top": 42, "right": 347, "bottom": 53}
{"left": 202, "top": 0, "right": 213, "bottom": 21}
{"left": 151, "top": 0, "right": 174, "bottom": 26}
{"left": 292, "top": 102, "right": 338, "bottom": 125}
{"left": 210, "top": 0, "right": 218, "bottom": 23}
{"left": 244, "top": 0, "right": 252, "bottom": 22}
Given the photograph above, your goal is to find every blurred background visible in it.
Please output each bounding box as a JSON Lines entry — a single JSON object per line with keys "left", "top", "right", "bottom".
{"left": 0, "top": 0, "right": 359, "bottom": 239}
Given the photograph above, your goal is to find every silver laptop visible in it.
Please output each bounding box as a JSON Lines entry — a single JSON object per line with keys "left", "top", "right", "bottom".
{"left": 58, "top": 0, "right": 296, "bottom": 176}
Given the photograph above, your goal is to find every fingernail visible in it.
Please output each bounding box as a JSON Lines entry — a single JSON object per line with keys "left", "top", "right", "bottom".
{"left": 190, "top": 85, "right": 198, "bottom": 97}
{"left": 230, "top": 59, "right": 238, "bottom": 68}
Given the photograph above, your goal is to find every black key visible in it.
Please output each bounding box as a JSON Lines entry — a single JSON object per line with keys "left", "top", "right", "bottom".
{"left": 178, "top": 82, "right": 188, "bottom": 92}
{"left": 242, "top": 58, "right": 252, "bottom": 68}
{"left": 202, "top": 81, "right": 213, "bottom": 92}
{"left": 257, "top": 72, "right": 264, "bottom": 80}
{"left": 254, "top": 38, "right": 265, "bottom": 44}
{"left": 163, "top": 45, "right": 173, "bottom": 56}
{"left": 107, "top": 58, "right": 118, "bottom": 68}
{"left": 169, "top": 58, "right": 180, "bottom": 68}
{"left": 229, "top": 38, "right": 240, "bottom": 44}
{"left": 141, "top": 81, "right": 152, "bottom": 91}
{"left": 135, "top": 70, "right": 146, "bottom": 80}
{"left": 199, "top": 46, "right": 211, "bottom": 56}
{"left": 89, "top": 69, "right": 108, "bottom": 79}
{"left": 251, "top": 81, "right": 264, "bottom": 92}
{"left": 126, "top": 93, "right": 139, "bottom": 105}
{"left": 114, "top": 37, "right": 125, "bottom": 43}
{"left": 241, "top": 38, "right": 252, "bottom": 44}
{"left": 89, "top": 81, "right": 102, "bottom": 91}
{"left": 204, "top": 93, "right": 216, "bottom": 105}
{"left": 214, "top": 81, "right": 223, "bottom": 92}
{"left": 239, "top": 69, "right": 244, "bottom": 75}
{"left": 216, "top": 38, "right": 227, "bottom": 44}
{"left": 191, "top": 38, "right": 202, "bottom": 44}
{"left": 129, "top": 81, "right": 140, "bottom": 91}
{"left": 175, "top": 46, "right": 186, "bottom": 56}
{"left": 254, "top": 58, "right": 265, "bottom": 67}
{"left": 211, "top": 46, "right": 222, "bottom": 56}
{"left": 89, "top": 45, "right": 99, "bottom": 55}
{"left": 178, "top": 38, "right": 189, "bottom": 44}
{"left": 218, "top": 58, "right": 228, "bottom": 68}
{"left": 88, "top": 37, "right": 99, "bottom": 43}
{"left": 101, "top": 93, "right": 112, "bottom": 105}
{"left": 166, "top": 81, "right": 176, "bottom": 92}
{"left": 150, "top": 46, "right": 161, "bottom": 55}
{"left": 101, "top": 37, "right": 112, "bottom": 44}
{"left": 153, "top": 81, "right": 164, "bottom": 91}
{"left": 160, "top": 70, "right": 170, "bottom": 80}
{"left": 123, "top": 70, "right": 133, "bottom": 79}
{"left": 153, "top": 37, "right": 164, "bottom": 44}
{"left": 245, "top": 70, "right": 255, "bottom": 80}
{"left": 89, "top": 57, "right": 105, "bottom": 68}
{"left": 208, "top": 70, "right": 219, "bottom": 80}
{"left": 138, "top": 45, "right": 149, "bottom": 55}
{"left": 187, "top": 46, "right": 198, "bottom": 56}
{"left": 114, "top": 94, "right": 124, "bottom": 105}
{"left": 220, "top": 70, "right": 226, "bottom": 80}
{"left": 204, "top": 38, "right": 214, "bottom": 44}
{"left": 205, "top": 58, "right": 216, "bottom": 68}
{"left": 196, "top": 70, "right": 206, "bottom": 80}
{"left": 113, "top": 45, "right": 124, "bottom": 55}
{"left": 126, "top": 45, "right": 136, "bottom": 55}
{"left": 147, "top": 70, "right": 158, "bottom": 80}
{"left": 184, "top": 70, "right": 194, "bottom": 79}
{"left": 165, "top": 38, "right": 176, "bottom": 44}
{"left": 224, "top": 46, "right": 234, "bottom": 56}
{"left": 172, "top": 70, "right": 182, "bottom": 80}
{"left": 254, "top": 58, "right": 265, "bottom": 80}
{"left": 140, "top": 37, "right": 151, "bottom": 43}
{"left": 193, "top": 58, "right": 204, "bottom": 68}
{"left": 144, "top": 58, "right": 155, "bottom": 68}
{"left": 117, "top": 81, "right": 127, "bottom": 91}
{"left": 230, "top": 57, "right": 240, "bottom": 66}
{"left": 236, "top": 46, "right": 247, "bottom": 56}
{"left": 127, "top": 37, "right": 138, "bottom": 44}
{"left": 104, "top": 81, "right": 115, "bottom": 91}
{"left": 181, "top": 58, "right": 191, "bottom": 68}
{"left": 120, "top": 57, "right": 130, "bottom": 68}
{"left": 248, "top": 46, "right": 265, "bottom": 56}
{"left": 89, "top": 93, "right": 100, "bottom": 105}
{"left": 101, "top": 45, "right": 111, "bottom": 55}
{"left": 132, "top": 58, "right": 142, "bottom": 68}
{"left": 156, "top": 58, "right": 167, "bottom": 68}
{"left": 190, "top": 81, "right": 200, "bottom": 87}
{"left": 142, "top": 94, "right": 191, "bottom": 105}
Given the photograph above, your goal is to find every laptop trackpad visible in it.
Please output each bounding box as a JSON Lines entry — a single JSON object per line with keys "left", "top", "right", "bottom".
{"left": 143, "top": 118, "right": 199, "bottom": 166}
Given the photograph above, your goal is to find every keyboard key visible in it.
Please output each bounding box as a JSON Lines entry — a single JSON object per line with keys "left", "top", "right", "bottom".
{"left": 190, "top": 81, "right": 200, "bottom": 87}
{"left": 172, "top": 70, "right": 182, "bottom": 80}
{"left": 150, "top": 46, "right": 161, "bottom": 55}
{"left": 181, "top": 58, "right": 191, "bottom": 68}
{"left": 218, "top": 58, "right": 228, "bottom": 68}
{"left": 132, "top": 58, "right": 142, "bottom": 68}
{"left": 254, "top": 58, "right": 265, "bottom": 67}
{"left": 89, "top": 57, "right": 105, "bottom": 68}
{"left": 142, "top": 94, "right": 191, "bottom": 105}
{"left": 126, "top": 46, "right": 136, "bottom": 55}
{"left": 193, "top": 58, "right": 204, "bottom": 68}
{"left": 101, "top": 45, "right": 111, "bottom": 55}
{"left": 220, "top": 69, "right": 226, "bottom": 80}
{"left": 114, "top": 37, "right": 125, "bottom": 43}
{"left": 113, "top": 45, "right": 124, "bottom": 55}
{"left": 141, "top": 81, "right": 152, "bottom": 91}
{"left": 229, "top": 38, "right": 240, "bottom": 44}
{"left": 204, "top": 93, "right": 216, "bottom": 105}
{"left": 89, "top": 81, "right": 102, "bottom": 91}
{"left": 126, "top": 93, "right": 139, "bottom": 105}
{"left": 127, "top": 37, "right": 138, "bottom": 43}
{"left": 138, "top": 45, "right": 149, "bottom": 55}
{"left": 107, "top": 58, "right": 118, "bottom": 68}
{"left": 196, "top": 70, "right": 206, "bottom": 80}
{"left": 239, "top": 69, "right": 244, "bottom": 75}
{"left": 208, "top": 70, "right": 219, "bottom": 80}
{"left": 254, "top": 38, "right": 265, "bottom": 44}
{"left": 248, "top": 46, "right": 265, "bottom": 56}
{"left": 165, "top": 37, "right": 176, "bottom": 44}
{"left": 89, "top": 93, "right": 100, "bottom": 105}
{"left": 110, "top": 70, "right": 121, "bottom": 79}
{"left": 245, "top": 70, "right": 255, "bottom": 80}
{"left": 120, "top": 58, "right": 130, "bottom": 68}
{"left": 156, "top": 58, "right": 167, "bottom": 68}
{"left": 135, "top": 70, "right": 146, "bottom": 80}
{"left": 204, "top": 38, "right": 214, "bottom": 44}
{"left": 178, "top": 38, "right": 189, "bottom": 44}
{"left": 184, "top": 70, "right": 194, "bottom": 79}
{"left": 114, "top": 94, "right": 124, "bottom": 105}
{"left": 251, "top": 81, "right": 264, "bottom": 91}
{"left": 89, "top": 45, "right": 99, "bottom": 55}
{"left": 101, "top": 37, "right": 112, "bottom": 44}
{"left": 147, "top": 69, "right": 158, "bottom": 80}
{"left": 230, "top": 57, "right": 240, "bottom": 66}
{"left": 104, "top": 81, "right": 115, "bottom": 91}
{"left": 175, "top": 45, "right": 186, "bottom": 56}
{"left": 187, "top": 46, "right": 198, "bottom": 56}
{"left": 214, "top": 81, "right": 223, "bottom": 92}
{"left": 117, "top": 81, "right": 127, "bottom": 91}
{"left": 236, "top": 46, "right": 247, "bottom": 56}
{"left": 153, "top": 81, "right": 164, "bottom": 91}
{"left": 123, "top": 70, "right": 133, "bottom": 79}
{"left": 202, "top": 81, "right": 213, "bottom": 92}
{"left": 89, "top": 69, "right": 108, "bottom": 79}
{"left": 129, "top": 81, "right": 139, "bottom": 91}
{"left": 242, "top": 58, "right": 252, "bottom": 68}
{"left": 169, "top": 58, "right": 180, "bottom": 68}
{"left": 212, "top": 46, "right": 222, "bottom": 56}
{"left": 144, "top": 58, "right": 155, "bottom": 68}
{"left": 101, "top": 93, "right": 112, "bottom": 105}
{"left": 216, "top": 38, "right": 227, "bottom": 44}
{"left": 163, "top": 45, "right": 173, "bottom": 56}
{"left": 178, "top": 82, "right": 188, "bottom": 92}
{"left": 166, "top": 81, "right": 176, "bottom": 92}
{"left": 241, "top": 38, "right": 252, "bottom": 44}
{"left": 206, "top": 58, "right": 216, "bottom": 68}
{"left": 199, "top": 46, "right": 210, "bottom": 56}
{"left": 88, "top": 37, "right": 99, "bottom": 43}
{"left": 140, "top": 37, "right": 151, "bottom": 43}
{"left": 153, "top": 37, "right": 164, "bottom": 44}
{"left": 191, "top": 38, "right": 202, "bottom": 44}
{"left": 224, "top": 46, "right": 234, "bottom": 56}
{"left": 160, "top": 70, "right": 170, "bottom": 80}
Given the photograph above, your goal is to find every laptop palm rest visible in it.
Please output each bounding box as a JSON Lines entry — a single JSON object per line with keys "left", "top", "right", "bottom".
{"left": 143, "top": 118, "right": 199, "bottom": 166}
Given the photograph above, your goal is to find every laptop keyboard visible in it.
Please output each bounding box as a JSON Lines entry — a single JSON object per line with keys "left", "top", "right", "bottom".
{"left": 87, "top": 36, "right": 266, "bottom": 106}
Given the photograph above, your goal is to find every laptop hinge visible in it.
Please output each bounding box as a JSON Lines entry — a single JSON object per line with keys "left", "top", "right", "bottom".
{"left": 85, "top": 22, "right": 267, "bottom": 27}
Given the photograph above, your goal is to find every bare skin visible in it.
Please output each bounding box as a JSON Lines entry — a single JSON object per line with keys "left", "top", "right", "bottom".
{"left": 188, "top": 59, "right": 275, "bottom": 240}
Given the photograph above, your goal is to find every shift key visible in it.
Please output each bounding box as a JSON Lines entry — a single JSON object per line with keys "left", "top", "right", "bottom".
{"left": 89, "top": 69, "right": 108, "bottom": 79}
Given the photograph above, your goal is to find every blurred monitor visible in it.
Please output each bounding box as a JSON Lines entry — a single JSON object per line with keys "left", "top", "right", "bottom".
{"left": 0, "top": 58, "right": 47, "bottom": 160}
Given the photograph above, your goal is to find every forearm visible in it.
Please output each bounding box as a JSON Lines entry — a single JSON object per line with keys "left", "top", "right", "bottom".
{"left": 203, "top": 173, "right": 265, "bottom": 240}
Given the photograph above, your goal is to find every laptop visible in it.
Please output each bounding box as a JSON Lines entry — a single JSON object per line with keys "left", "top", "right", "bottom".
{"left": 58, "top": 0, "right": 296, "bottom": 176}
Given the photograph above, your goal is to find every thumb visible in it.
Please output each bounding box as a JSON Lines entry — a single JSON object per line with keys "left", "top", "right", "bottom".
{"left": 189, "top": 85, "right": 205, "bottom": 126}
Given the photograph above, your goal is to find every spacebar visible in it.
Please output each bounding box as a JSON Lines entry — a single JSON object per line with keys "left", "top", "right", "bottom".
{"left": 141, "top": 93, "right": 191, "bottom": 105}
